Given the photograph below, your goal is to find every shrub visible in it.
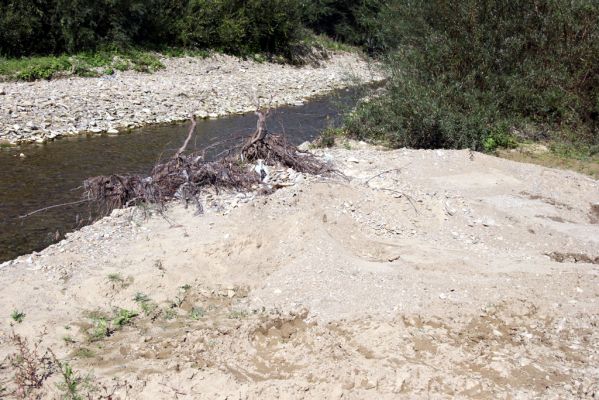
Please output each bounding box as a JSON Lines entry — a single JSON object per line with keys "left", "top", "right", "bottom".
{"left": 346, "top": 0, "right": 599, "bottom": 151}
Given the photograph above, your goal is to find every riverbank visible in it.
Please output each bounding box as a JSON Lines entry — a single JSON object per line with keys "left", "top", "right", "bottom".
{"left": 1, "top": 142, "right": 597, "bottom": 398}
{"left": 0, "top": 52, "right": 383, "bottom": 145}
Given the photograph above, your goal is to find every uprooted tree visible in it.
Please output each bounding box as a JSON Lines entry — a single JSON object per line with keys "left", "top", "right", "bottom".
{"left": 83, "top": 110, "right": 334, "bottom": 216}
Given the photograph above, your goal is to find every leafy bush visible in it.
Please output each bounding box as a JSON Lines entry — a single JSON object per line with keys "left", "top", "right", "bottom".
{"left": 0, "top": 0, "right": 307, "bottom": 59}
{"left": 179, "top": 0, "right": 304, "bottom": 56}
{"left": 302, "top": 0, "right": 392, "bottom": 54}
{"left": 346, "top": 0, "right": 599, "bottom": 151}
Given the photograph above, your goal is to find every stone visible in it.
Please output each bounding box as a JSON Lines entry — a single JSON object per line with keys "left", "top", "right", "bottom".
{"left": 107, "top": 128, "right": 119, "bottom": 134}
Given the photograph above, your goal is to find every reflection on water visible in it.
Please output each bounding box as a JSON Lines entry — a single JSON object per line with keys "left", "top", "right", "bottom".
{"left": 0, "top": 88, "right": 360, "bottom": 262}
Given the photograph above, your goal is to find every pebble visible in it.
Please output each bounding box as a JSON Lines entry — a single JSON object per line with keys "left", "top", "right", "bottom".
{"left": 0, "top": 53, "right": 384, "bottom": 145}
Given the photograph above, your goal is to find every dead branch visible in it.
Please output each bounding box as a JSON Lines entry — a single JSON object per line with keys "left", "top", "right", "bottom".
{"left": 174, "top": 117, "right": 196, "bottom": 159}
{"left": 81, "top": 112, "right": 336, "bottom": 218}
{"left": 19, "top": 199, "right": 90, "bottom": 219}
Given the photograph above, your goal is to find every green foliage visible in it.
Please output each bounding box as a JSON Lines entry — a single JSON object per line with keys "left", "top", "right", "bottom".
{"left": 0, "top": 49, "right": 163, "bottom": 81}
{"left": 180, "top": 0, "right": 304, "bottom": 57}
{"left": 346, "top": 0, "right": 599, "bottom": 151}
{"left": 302, "top": 0, "right": 391, "bottom": 54}
{"left": 54, "top": 359, "right": 92, "bottom": 400}
{"left": 112, "top": 308, "right": 138, "bottom": 327}
{"left": 0, "top": 0, "right": 308, "bottom": 60}
{"left": 11, "top": 310, "right": 25, "bottom": 324}
{"left": 88, "top": 317, "right": 109, "bottom": 341}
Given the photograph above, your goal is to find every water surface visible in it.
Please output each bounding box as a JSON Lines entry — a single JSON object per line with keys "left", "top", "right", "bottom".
{"left": 0, "top": 88, "right": 358, "bottom": 262}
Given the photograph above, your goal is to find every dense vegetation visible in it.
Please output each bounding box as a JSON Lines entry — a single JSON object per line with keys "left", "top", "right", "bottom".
{"left": 344, "top": 0, "right": 599, "bottom": 152}
{"left": 1, "top": 0, "right": 597, "bottom": 153}
{"left": 0, "top": 0, "right": 309, "bottom": 58}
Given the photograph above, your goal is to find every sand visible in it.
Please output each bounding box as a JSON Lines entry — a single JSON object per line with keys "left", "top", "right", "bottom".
{"left": 0, "top": 141, "right": 598, "bottom": 399}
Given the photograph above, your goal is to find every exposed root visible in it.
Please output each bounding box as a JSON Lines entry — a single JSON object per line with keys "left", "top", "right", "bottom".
{"left": 83, "top": 112, "right": 335, "bottom": 216}
{"left": 240, "top": 133, "right": 333, "bottom": 175}
{"left": 84, "top": 158, "right": 260, "bottom": 215}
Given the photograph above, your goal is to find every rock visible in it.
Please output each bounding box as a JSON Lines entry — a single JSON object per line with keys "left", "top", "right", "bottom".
{"left": 19, "top": 153, "right": 26, "bottom": 158}
{"left": 107, "top": 128, "right": 119, "bottom": 134}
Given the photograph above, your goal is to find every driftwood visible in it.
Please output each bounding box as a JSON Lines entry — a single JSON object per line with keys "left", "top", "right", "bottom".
{"left": 82, "top": 110, "right": 333, "bottom": 216}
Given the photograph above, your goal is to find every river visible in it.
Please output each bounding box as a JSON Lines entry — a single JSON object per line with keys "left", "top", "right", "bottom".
{"left": 0, "top": 88, "right": 360, "bottom": 262}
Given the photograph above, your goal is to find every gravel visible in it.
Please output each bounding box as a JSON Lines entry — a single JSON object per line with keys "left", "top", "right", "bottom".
{"left": 0, "top": 52, "right": 384, "bottom": 145}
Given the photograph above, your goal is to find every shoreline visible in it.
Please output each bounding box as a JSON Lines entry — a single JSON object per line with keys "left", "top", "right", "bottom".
{"left": 0, "top": 52, "right": 384, "bottom": 146}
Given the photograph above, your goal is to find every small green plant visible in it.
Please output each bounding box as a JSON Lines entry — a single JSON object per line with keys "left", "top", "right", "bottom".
{"left": 483, "top": 124, "right": 518, "bottom": 152}
{"left": 133, "top": 292, "right": 150, "bottom": 303}
{"left": 54, "top": 359, "right": 87, "bottom": 400}
{"left": 189, "top": 306, "right": 206, "bottom": 320}
{"left": 107, "top": 273, "right": 123, "bottom": 284}
{"left": 134, "top": 292, "right": 157, "bottom": 315}
{"left": 112, "top": 308, "right": 138, "bottom": 328}
{"left": 88, "top": 317, "right": 109, "bottom": 342}
{"left": 11, "top": 310, "right": 25, "bottom": 324}
{"left": 314, "top": 127, "right": 344, "bottom": 148}
{"left": 107, "top": 273, "right": 132, "bottom": 289}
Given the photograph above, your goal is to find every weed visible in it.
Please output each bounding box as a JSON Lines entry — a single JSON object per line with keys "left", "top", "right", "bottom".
{"left": 7, "top": 332, "right": 54, "bottom": 398}
{"left": 134, "top": 292, "right": 157, "bottom": 316}
{"left": 88, "top": 317, "right": 110, "bottom": 342}
{"left": 107, "top": 273, "right": 122, "bottom": 283}
{"left": 189, "top": 306, "right": 206, "bottom": 320}
{"left": 133, "top": 292, "right": 150, "bottom": 303}
{"left": 180, "top": 284, "right": 192, "bottom": 291}
{"left": 112, "top": 308, "right": 138, "bottom": 328}
{"left": 313, "top": 127, "right": 345, "bottom": 148}
{"left": 11, "top": 310, "right": 25, "bottom": 324}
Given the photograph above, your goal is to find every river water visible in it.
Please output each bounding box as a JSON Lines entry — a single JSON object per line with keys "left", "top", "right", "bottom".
{"left": 0, "top": 88, "right": 360, "bottom": 262}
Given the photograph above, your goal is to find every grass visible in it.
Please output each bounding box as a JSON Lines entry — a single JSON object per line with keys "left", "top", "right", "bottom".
{"left": 11, "top": 310, "right": 25, "bottom": 324}
{"left": 0, "top": 48, "right": 165, "bottom": 81}
{"left": 498, "top": 141, "right": 599, "bottom": 179}
{"left": 306, "top": 33, "right": 361, "bottom": 53}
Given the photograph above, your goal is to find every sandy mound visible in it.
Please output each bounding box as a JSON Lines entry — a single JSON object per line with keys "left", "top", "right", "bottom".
{"left": 0, "top": 143, "right": 598, "bottom": 399}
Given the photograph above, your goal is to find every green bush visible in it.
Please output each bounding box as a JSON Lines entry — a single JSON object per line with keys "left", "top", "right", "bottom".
{"left": 179, "top": 0, "right": 304, "bottom": 56}
{"left": 302, "top": 0, "right": 392, "bottom": 54}
{"left": 0, "top": 0, "right": 307, "bottom": 59}
{"left": 346, "top": 0, "right": 599, "bottom": 151}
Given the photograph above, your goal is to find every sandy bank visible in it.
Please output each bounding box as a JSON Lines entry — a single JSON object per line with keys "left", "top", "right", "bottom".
{"left": 0, "top": 143, "right": 598, "bottom": 398}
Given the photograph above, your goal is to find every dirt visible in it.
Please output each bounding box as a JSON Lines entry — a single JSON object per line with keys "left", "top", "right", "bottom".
{"left": 0, "top": 141, "right": 598, "bottom": 399}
